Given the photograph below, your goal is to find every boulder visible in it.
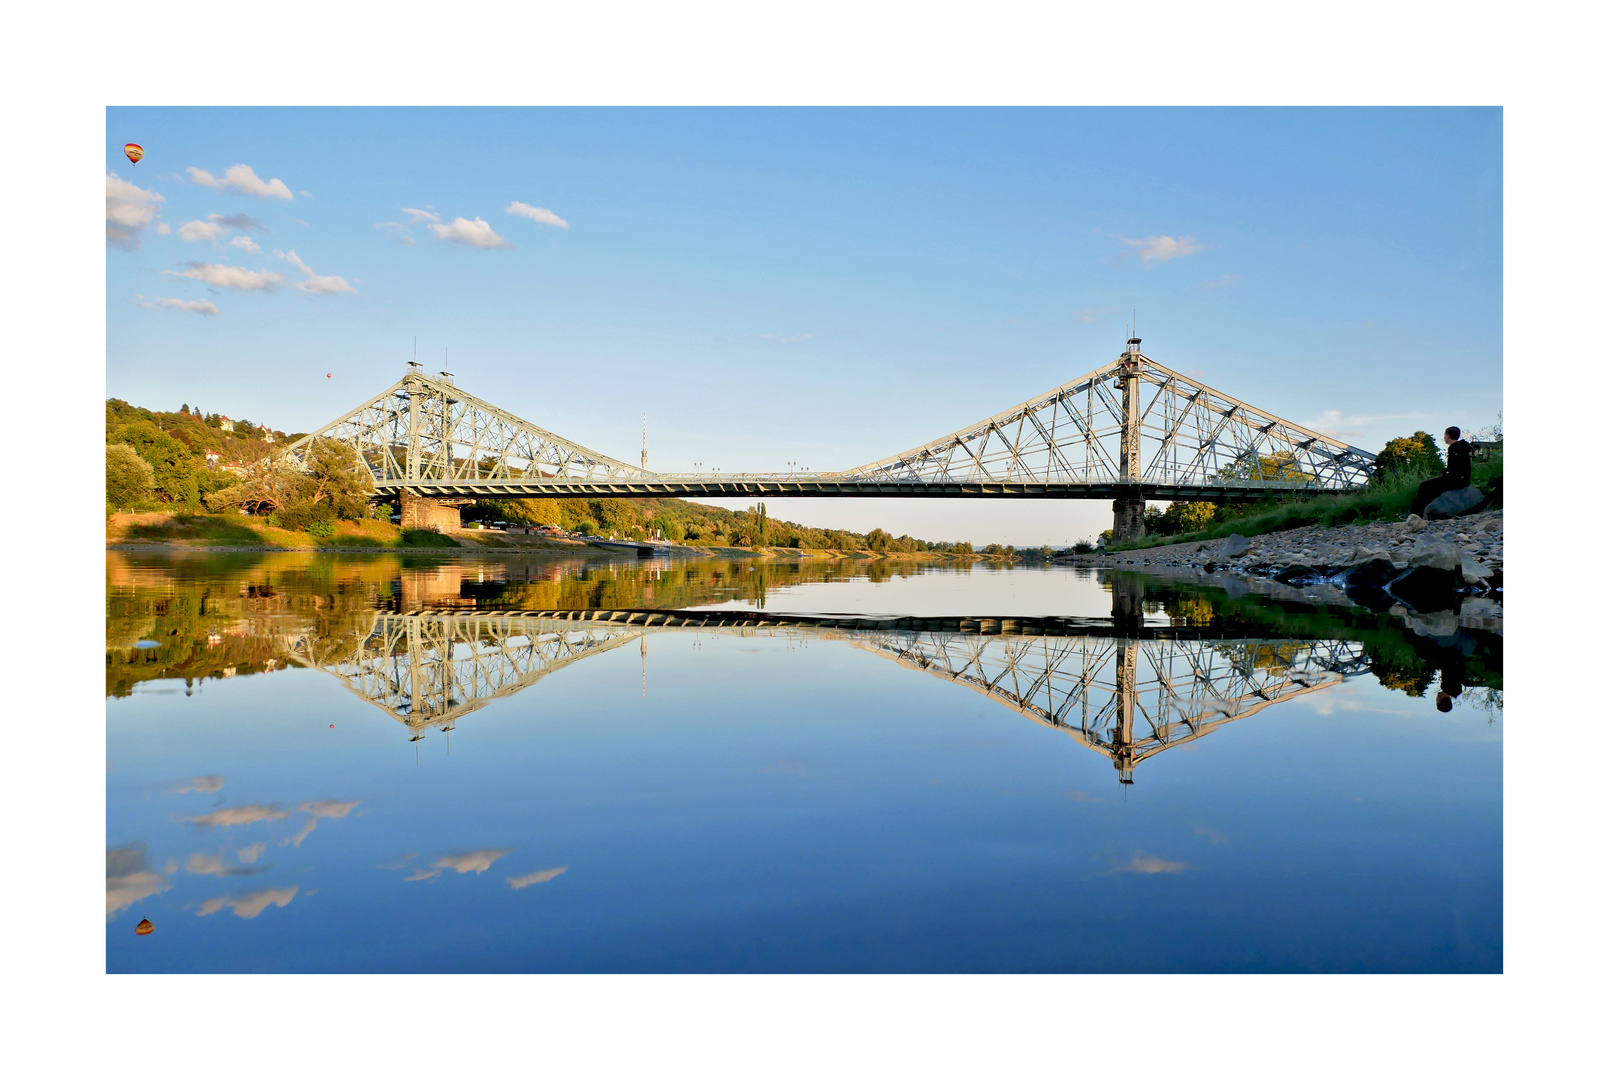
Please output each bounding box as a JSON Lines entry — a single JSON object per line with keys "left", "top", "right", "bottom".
{"left": 1460, "top": 555, "right": 1493, "bottom": 583}
{"left": 1478, "top": 517, "right": 1502, "bottom": 534}
{"left": 1220, "top": 534, "right": 1251, "bottom": 559}
{"left": 1408, "top": 540, "right": 1463, "bottom": 573}
{"left": 1340, "top": 558, "right": 1399, "bottom": 591}
{"left": 1386, "top": 563, "right": 1464, "bottom": 612}
{"left": 1273, "top": 563, "right": 1323, "bottom": 585}
{"left": 1398, "top": 514, "right": 1428, "bottom": 532}
{"left": 1425, "top": 485, "right": 1486, "bottom": 519}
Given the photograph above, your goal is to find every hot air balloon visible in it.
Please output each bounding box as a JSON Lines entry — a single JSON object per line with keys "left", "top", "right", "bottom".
{"left": 123, "top": 144, "right": 144, "bottom": 166}
{"left": 135, "top": 918, "right": 154, "bottom": 935}
{"left": 326, "top": 373, "right": 332, "bottom": 378}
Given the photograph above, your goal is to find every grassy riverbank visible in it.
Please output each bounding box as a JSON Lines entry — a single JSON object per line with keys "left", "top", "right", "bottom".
{"left": 106, "top": 512, "right": 1017, "bottom": 561}
{"left": 1110, "top": 451, "right": 1503, "bottom": 552}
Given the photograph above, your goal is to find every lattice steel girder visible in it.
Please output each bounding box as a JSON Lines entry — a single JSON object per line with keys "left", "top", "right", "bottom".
{"left": 283, "top": 346, "right": 1372, "bottom": 499}
{"left": 278, "top": 369, "right": 645, "bottom": 485}
{"left": 840, "top": 352, "right": 1375, "bottom": 491}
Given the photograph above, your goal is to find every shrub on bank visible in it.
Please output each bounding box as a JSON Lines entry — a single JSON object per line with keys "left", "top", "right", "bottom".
{"left": 1109, "top": 451, "right": 1502, "bottom": 552}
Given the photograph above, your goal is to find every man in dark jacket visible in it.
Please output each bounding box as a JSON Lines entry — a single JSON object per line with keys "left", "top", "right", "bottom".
{"left": 1410, "top": 426, "right": 1474, "bottom": 517}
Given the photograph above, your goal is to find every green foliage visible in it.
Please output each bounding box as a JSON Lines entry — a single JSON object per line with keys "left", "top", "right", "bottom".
{"left": 106, "top": 443, "right": 155, "bottom": 511}
{"left": 270, "top": 501, "right": 337, "bottom": 535}
{"left": 1072, "top": 540, "right": 1096, "bottom": 555}
{"left": 300, "top": 437, "right": 374, "bottom": 519}
{"left": 1373, "top": 431, "right": 1443, "bottom": 484}
{"left": 952, "top": 541, "right": 974, "bottom": 554}
{"left": 112, "top": 420, "right": 199, "bottom": 506}
{"left": 1109, "top": 450, "right": 1503, "bottom": 551}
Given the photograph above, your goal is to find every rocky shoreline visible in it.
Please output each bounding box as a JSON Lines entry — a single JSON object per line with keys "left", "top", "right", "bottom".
{"left": 1055, "top": 510, "right": 1503, "bottom": 628}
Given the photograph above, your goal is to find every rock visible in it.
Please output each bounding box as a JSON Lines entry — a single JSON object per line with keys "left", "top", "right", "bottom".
{"left": 1273, "top": 563, "right": 1323, "bottom": 585}
{"left": 1408, "top": 540, "right": 1463, "bottom": 573}
{"left": 1220, "top": 534, "right": 1251, "bottom": 559}
{"left": 1460, "top": 597, "right": 1503, "bottom": 620}
{"left": 1460, "top": 555, "right": 1493, "bottom": 582}
{"left": 1425, "top": 485, "right": 1486, "bottom": 519}
{"left": 1479, "top": 518, "right": 1502, "bottom": 534}
{"left": 1386, "top": 564, "right": 1464, "bottom": 612}
{"left": 1340, "top": 558, "right": 1399, "bottom": 591}
{"left": 1405, "top": 609, "right": 1460, "bottom": 637}
{"left": 1398, "top": 515, "right": 1428, "bottom": 532}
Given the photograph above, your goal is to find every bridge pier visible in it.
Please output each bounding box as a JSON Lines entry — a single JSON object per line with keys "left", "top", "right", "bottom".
{"left": 1111, "top": 494, "right": 1146, "bottom": 544}
{"left": 400, "top": 491, "right": 466, "bottom": 532}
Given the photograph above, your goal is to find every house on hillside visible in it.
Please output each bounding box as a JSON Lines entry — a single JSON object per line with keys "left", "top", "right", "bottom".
{"left": 260, "top": 424, "right": 275, "bottom": 445}
{"left": 218, "top": 416, "right": 235, "bottom": 433}
{"left": 204, "top": 449, "right": 221, "bottom": 467}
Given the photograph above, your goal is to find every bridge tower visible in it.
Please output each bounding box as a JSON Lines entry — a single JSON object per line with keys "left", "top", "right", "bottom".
{"left": 1111, "top": 337, "right": 1147, "bottom": 543}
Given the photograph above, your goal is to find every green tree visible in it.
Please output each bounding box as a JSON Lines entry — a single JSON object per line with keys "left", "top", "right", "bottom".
{"left": 866, "top": 527, "right": 892, "bottom": 552}
{"left": 300, "top": 438, "right": 375, "bottom": 519}
{"left": 1161, "top": 500, "right": 1219, "bottom": 534}
{"left": 106, "top": 444, "right": 154, "bottom": 511}
{"left": 952, "top": 540, "right": 974, "bottom": 554}
{"left": 113, "top": 421, "right": 199, "bottom": 506}
{"left": 1373, "top": 431, "right": 1443, "bottom": 483}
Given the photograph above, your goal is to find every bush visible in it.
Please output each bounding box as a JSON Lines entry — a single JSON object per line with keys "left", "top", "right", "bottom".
{"left": 269, "top": 501, "right": 336, "bottom": 535}
{"left": 106, "top": 444, "right": 155, "bottom": 511}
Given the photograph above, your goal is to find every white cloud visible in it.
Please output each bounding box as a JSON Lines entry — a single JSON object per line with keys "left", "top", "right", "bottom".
{"left": 374, "top": 221, "right": 416, "bottom": 246}
{"left": 107, "top": 173, "right": 164, "bottom": 250}
{"left": 106, "top": 843, "right": 171, "bottom": 918}
{"left": 169, "top": 775, "right": 224, "bottom": 794}
{"left": 1192, "top": 824, "right": 1228, "bottom": 844}
{"left": 274, "top": 249, "right": 355, "bottom": 295}
{"left": 402, "top": 207, "right": 440, "bottom": 224}
{"left": 187, "top": 164, "right": 293, "bottom": 200}
{"left": 136, "top": 294, "right": 219, "bottom": 316}
{"left": 1117, "top": 851, "right": 1188, "bottom": 875}
{"left": 1121, "top": 235, "right": 1203, "bottom": 263}
{"left": 1202, "top": 274, "right": 1241, "bottom": 289}
{"left": 506, "top": 201, "right": 569, "bottom": 229}
{"left": 156, "top": 223, "right": 171, "bottom": 236}
{"left": 508, "top": 866, "right": 568, "bottom": 890}
{"left": 185, "top": 803, "right": 289, "bottom": 827}
{"left": 167, "top": 262, "right": 286, "bottom": 292}
{"left": 429, "top": 216, "right": 511, "bottom": 249}
{"left": 177, "top": 219, "right": 226, "bottom": 243}
{"left": 1305, "top": 409, "right": 1426, "bottom": 441}
{"left": 280, "top": 799, "right": 360, "bottom": 846}
{"left": 230, "top": 235, "right": 261, "bottom": 253}
{"left": 405, "top": 848, "right": 512, "bottom": 881}
{"left": 197, "top": 886, "right": 299, "bottom": 919}
{"left": 237, "top": 842, "right": 266, "bottom": 864}
{"left": 1075, "top": 306, "right": 1113, "bottom": 324}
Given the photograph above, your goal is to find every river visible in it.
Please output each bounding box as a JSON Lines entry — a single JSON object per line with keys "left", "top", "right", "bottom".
{"left": 106, "top": 551, "right": 1501, "bottom": 972}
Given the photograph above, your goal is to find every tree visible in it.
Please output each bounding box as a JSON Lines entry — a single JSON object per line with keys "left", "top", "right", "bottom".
{"left": 300, "top": 438, "right": 375, "bottom": 519}
{"left": 113, "top": 421, "right": 199, "bottom": 506}
{"left": 1161, "top": 500, "right": 1219, "bottom": 534}
{"left": 106, "top": 444, "right": 154, "bottom": 511}
{"left": 866, "top": 527, "right": 892, "bottom": 552}
{"left": 952, "top": 541, "right": 974, "bottom": 554}
{"left": 1373, "top": 432, "right": 1443, "bottom": 483}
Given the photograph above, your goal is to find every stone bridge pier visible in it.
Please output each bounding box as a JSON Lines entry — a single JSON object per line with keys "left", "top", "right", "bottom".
{"left": 399, "top": 492, "right": 471, "bottom": 532}
{"left": 1111, "top": 494, "right": 1146, "bottom": 544}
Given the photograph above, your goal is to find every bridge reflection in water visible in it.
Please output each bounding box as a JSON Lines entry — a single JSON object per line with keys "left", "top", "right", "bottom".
{"left": 287, "top": 606, "right": 1369, "bottom": 785}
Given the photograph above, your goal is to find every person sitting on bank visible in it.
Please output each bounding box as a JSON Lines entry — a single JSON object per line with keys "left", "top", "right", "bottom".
{"left": 1409, "top": 426, "right": 1473, "bottom": 518}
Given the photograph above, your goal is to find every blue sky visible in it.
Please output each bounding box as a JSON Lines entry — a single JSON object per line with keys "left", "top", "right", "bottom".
{"left": 105, "top": 107, "right": 1501, "bottom": 545}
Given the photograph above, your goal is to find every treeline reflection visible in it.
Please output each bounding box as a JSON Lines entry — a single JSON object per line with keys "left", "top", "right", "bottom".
{"left": 107, "top": 554, "right": 1501, "bottom": 744}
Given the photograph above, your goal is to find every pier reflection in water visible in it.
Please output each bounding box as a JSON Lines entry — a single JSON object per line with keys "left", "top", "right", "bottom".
{"left": 106, "top": 552, "right": 1501, "bottom": 973}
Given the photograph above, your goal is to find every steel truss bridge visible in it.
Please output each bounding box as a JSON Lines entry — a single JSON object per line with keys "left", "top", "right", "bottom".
{"left": 280, "top": 337, "right": 1375, "bottom": 539}
{"left": 286, "top": 608, "right": 1370, "bottom": 784}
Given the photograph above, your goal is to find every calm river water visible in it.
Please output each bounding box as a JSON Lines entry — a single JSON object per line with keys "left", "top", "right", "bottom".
{"left": 106, "top": 551, "right": 1501, "bottom": 972}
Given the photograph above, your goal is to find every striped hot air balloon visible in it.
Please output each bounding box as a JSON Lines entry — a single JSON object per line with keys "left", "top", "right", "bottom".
{"left": 124, "top": 144, "right": 144, "bottom": 165}
{"left": 135, "top": 918, "right": 154, "bottom": 935}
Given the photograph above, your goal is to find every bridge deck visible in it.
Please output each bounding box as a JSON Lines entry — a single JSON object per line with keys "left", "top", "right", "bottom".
{"left": 373, "top": 478, "right": 1341, "bottom": 500}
